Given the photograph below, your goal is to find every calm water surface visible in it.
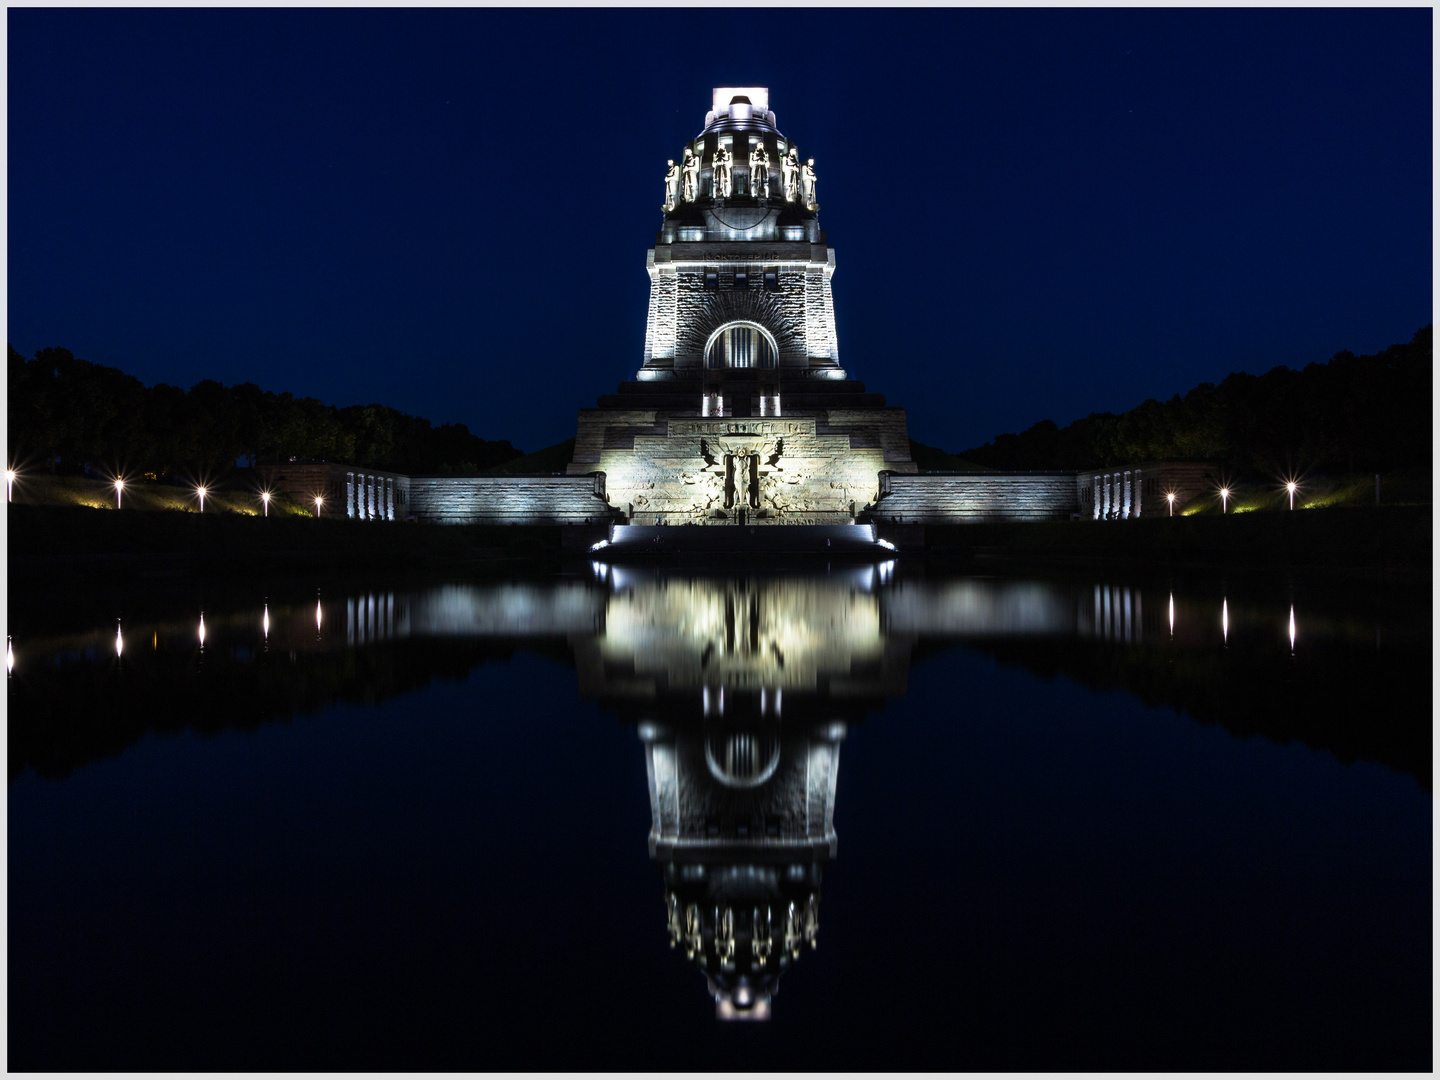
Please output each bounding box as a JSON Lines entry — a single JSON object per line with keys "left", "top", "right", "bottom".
{"left": 8, "top": 564, "right": 1431, "bottom": 1070}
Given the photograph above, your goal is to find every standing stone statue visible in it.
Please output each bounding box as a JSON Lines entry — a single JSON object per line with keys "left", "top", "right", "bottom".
{"left": 782, "top": 147, "right": 801, "bottom": 203}
{"left": 663, "top": 159, "right": 681, "bottom": 211}
{"left": 681, "top": 148, "right": 700, "bottom": 203}
{"left": 801, "top": 158, "right": 818, "bottom": 210}
{"left": 712, "top": 144, "right": 733, "bottom": 200}
{"left": 749, "top": 141, "right": 770, "bottom": 200}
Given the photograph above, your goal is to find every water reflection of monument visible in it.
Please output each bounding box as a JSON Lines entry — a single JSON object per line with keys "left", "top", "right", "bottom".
{"left": 21, "top": 570, "right": 1421, "bottom": 1021}
{"left": 590, "top": 569, "right": 897, "bottom": 1019}
{"left": 354, "top": 566, "right": 1085, "bottom": 1018}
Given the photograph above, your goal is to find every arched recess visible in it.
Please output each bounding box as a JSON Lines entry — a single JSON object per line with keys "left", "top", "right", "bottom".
{"left": 704, "top": 321, "right": 779, "bottom": 370}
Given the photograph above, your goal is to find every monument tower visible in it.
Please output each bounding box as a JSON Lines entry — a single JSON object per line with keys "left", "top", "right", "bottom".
{"left": 567, "top": 87, "right": 917, "bottom": 526}
{"left": 283, "top": 90, "right": 1201, "bottom": 531}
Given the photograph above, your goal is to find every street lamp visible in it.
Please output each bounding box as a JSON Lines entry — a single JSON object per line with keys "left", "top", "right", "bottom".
{"left": 1286, "top": 481, "right": 1297, "bottom": 511}
{"left": 261, "top": 491, "right": 271, "bottom": 517}
{"left": 114, "top": 477, "right": 124, "bottom": 509}
{"left": 314, "top": 495, "right": 324, "bottom": 517}
{"left": 1166, "top": 492, "right": 1175, "bottom": 516}
{"left": 1219, "top": 487, "right": 1230, "bottom": 514}
{"left": 5, "top": 468, "right": 15, "bottom": 502}
{"left": 196, "top": 485, "right": 208, "bottom": 513}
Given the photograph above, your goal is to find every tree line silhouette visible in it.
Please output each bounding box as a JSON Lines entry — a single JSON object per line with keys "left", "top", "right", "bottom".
{"left": 957, "top": 326, "right": 1431, "bottom": 474}
{"left": 11, "top": 327, "right": 1430, "bottom": 483}
{"left": 8, "top": 345, "right": 522, "bottom": 480}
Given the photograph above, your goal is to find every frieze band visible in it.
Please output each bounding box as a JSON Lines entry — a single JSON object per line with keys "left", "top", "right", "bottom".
{"left": 669, "top": 419, "right": 814, "bottom": 437}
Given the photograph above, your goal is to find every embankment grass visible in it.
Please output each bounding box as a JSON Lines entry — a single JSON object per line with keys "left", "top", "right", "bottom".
{"left": 9, "top": 473, "right": 313, "bottom": 517}
{"left": 1176, "top": 469, "right": 1430, "bottom": 516}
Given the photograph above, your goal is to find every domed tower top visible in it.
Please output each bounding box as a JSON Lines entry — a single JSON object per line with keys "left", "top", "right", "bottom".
{"left": 658, "top": 86, "right": 822, "bottom": 246}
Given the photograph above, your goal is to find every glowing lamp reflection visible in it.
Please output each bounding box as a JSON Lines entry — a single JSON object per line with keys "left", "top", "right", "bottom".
{"left": 316, "top": 600, "right": 323, "bottom": 632}
{"left": 263, "top": 604, "right": 270, "bottom": 638}
{"left": 7, "top": 636, "right": 13, "bottom": 674}
{"left": 198, "top": 613, "right": 206, "bottom": 646}
{"left": 1222, "top": 598, "right": 1228, "bottom": 643}
{"left": 1168, "top": 593, "right": 1175, "bottom": 636}
{"left": 115, "top": 622, "right": 124, "bottom": 658}
{"left": 1289, "top": 605, "right": 1296, "bottom": 652}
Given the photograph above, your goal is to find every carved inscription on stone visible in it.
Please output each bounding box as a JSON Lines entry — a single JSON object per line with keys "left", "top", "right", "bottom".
{"left": 669, "top": 419, "right": 814, "bottom": 437}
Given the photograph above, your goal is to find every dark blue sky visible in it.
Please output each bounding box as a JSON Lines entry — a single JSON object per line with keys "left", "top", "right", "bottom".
{"left": 9, "top": 9, "right": 1431, "bottom": 454}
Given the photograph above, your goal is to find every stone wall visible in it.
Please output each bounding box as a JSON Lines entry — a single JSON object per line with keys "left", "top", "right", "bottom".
{"left": 273, "top": 458, "right": 1223, "bottom": 530}
{"left": 642, "top": 240, "right": 841, "bottom": 376}
{"left": 865, "top": 472, "right": 1080, "bottom": 523}
{"left": 407, "top": 474, "right": 620, "bottom": 526}
{"left": 1076, "top": 461, "right": 1218, "bottom": 519}
{"left": 270, "top": 462, "right": 410, "bottom": 521}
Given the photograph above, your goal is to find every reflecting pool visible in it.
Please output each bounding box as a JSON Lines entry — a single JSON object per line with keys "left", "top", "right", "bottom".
{"left": 8, "top": 566, "right": 1431, "bottom": 1070}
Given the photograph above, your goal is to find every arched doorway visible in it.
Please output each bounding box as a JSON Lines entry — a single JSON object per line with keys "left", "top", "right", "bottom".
{"left": 705, "top": 321, "right": 778, "bottom": 370}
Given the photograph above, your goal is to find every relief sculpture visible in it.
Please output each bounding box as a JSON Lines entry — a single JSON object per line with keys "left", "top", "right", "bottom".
{"left": 599, "top": 428, "right": 881, "bottom": 526}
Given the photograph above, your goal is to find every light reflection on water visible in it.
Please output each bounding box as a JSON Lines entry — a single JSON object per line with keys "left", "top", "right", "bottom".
{"left": 6, "top": 569, "right": 1427, "bottom": 1027}
{"left": 6, "top": 572, "right": 1402, "bottom": 705}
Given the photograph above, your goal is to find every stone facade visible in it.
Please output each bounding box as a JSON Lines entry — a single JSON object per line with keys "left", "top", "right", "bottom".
{"left": 269, "top": 462, "right": 617, "bottom": 526}
{"left": 407, "top": 474, "right": 618, "bottom": 526}
{"left": 572, "top": 411, "right": 912, "bottom": 526}
{"left": 275, "top": 91, "right": 1218, "bottom": 535}
{"left": 566, "top": 87, "right": 917, "bottom": 526}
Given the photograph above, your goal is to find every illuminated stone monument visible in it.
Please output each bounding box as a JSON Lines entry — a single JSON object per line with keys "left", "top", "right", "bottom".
{"left": 567, "top": 87, "right": 918, "bottom": 526}
{"left": 274, "top": 88, "right": 1209, "bottom": 533}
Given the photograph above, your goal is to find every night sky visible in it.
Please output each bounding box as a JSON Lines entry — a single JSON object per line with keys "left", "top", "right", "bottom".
{"left": 8, "top": 9, "right": 1432, "bottom": 455}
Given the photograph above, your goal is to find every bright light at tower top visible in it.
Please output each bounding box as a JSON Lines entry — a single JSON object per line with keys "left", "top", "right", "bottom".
{"left": 712, "top": 86, "right": 769, "bottom": 113}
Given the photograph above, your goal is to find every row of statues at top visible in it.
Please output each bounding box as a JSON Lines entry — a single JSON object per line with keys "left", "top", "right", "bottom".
{"left": 663, "top": 144, "right": 817, "bottom": 212}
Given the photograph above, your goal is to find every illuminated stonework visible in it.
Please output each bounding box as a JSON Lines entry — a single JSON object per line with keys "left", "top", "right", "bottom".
{"left": 568, "top": 87, "right": 917, "bottom": 526}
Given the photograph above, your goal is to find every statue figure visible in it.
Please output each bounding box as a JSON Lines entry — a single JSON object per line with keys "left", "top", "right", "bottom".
{"left": 801, "top": 158, "right": 817, "bottom": 210}
{"left": 782, "top": 147, "right": 801, "bottom": 203}
{"left": 712, "top": 144, "right": 733, "bottom": 200}
{"left": 749, "top": 141, "right": 770, "bottom": 200}
{"left": 681, "top": 148, "right": 700, "bottom": 203}
{"left": 663, "top": 159, "right": 681, "bottom": 211}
